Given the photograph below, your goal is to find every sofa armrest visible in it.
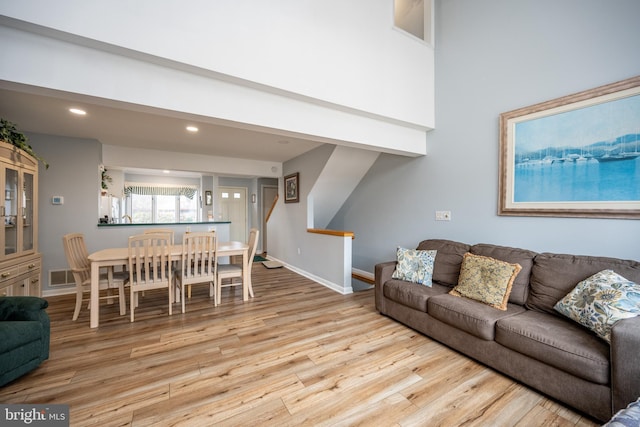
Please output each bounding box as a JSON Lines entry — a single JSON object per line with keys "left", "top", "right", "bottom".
{"left": 610, "top": 315, "right": 640, "bottom": 414}
{"left": 374, "top": 261, "right": 396, "bottom": 314}
{"left": 0, "top": 297, "right": 50, "bottom": 360}
{"left": 0, "top": 296, "right": 48, "bottom": 322}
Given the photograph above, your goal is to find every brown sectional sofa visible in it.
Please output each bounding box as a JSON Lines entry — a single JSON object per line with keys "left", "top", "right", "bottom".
{"left": 374, "top": 239, "right": 640, "bottom": 422}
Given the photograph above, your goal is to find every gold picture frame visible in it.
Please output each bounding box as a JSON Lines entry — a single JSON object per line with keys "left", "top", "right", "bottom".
{"left": 499, "top": 75, "right": 640, "bottom": 219}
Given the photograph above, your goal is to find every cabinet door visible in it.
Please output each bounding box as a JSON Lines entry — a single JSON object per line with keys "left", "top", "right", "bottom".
{"left": 0, "top": 283, "right": 13, "bottom": 297}
{"left": 22, "top": 171, "right": 34, "bottom": 252}
{"left": 28, "top": 275, "right": 40, "bottom": 296}
{"left": 3, "top": 166, "right": 19, "bottom": 256}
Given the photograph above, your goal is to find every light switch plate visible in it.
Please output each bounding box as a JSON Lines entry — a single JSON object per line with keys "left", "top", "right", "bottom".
{"left": 435, "top": 210, "right": 451, "bottom": 221}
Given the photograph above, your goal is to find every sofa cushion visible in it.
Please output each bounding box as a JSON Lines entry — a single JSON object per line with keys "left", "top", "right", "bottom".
{"left": 449, "top": 253, "right": 522, "bottom": 311}
{"left": 383, "top": 280, "right": 450, "bottom": 312}
{"left": 428, "top": 293, "right": 526, "bottom": 340}
{"left": 416, "top": 239, "right": 470, "bottom": 286}
{"left": 495, "top": 310, "right": 610, "bottom": 385}
{"left": 554, "top": 270, "right": 640, "bottom": 343}
{"left": 527, "top": 253, "right": 640, "bottom": 315}
{"left": 470, "top": 243, "right": 537, "bottom": 305}
{"left": 391, "top": 247, "right": 437, "bottom": 286}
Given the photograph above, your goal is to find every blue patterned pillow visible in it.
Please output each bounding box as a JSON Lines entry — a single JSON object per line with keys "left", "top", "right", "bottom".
{"left": 603, "top": 397, "right": 640, "bottom": 426}
{"left": 554, "top": 270, "right": 640, "bottom": 343}
{"left": 392, "top": 247, "right": 437, "bottom": 286}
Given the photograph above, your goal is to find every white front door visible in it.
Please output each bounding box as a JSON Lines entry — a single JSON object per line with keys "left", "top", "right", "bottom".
{"left": 218, "top": 187, "right": 247, "bottom": 243}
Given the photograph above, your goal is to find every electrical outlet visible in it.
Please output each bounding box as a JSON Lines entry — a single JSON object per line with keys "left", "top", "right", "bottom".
{"left": 297, "top": 247, "right": 301, "bottom": 255}
{"left": 435, "top": 210, "right": 451, "bottom": 221}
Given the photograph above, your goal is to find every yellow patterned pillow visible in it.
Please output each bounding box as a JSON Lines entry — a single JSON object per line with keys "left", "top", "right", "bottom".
{"left": 449, "top": 253, "right": 522, "bottom": 310}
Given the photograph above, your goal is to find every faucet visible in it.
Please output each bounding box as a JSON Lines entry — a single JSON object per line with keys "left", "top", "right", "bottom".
{"left": 122, "top": 215, "right": 132, "bottom": 224}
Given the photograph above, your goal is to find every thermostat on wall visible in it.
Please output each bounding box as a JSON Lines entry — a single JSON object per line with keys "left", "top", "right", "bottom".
{"left": 51, "top": 196, "right": 64, "bottom": 205}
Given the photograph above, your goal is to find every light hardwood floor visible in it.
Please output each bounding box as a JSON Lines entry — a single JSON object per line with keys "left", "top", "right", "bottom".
{"left": 1, "top": 265, "right": 600, "bottom": 426}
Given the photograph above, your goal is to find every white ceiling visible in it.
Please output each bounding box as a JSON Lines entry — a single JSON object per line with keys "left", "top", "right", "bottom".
{"left": 0, "top": 84, "right": 324, "bottom": 174}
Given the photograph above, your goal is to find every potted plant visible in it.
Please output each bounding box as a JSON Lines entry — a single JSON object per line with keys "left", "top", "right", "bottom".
{"left": 0, "top": 118, "right": 49, "bottom": 169}
{"left": 101, "top": 169, "right": 112, "bottom": 195}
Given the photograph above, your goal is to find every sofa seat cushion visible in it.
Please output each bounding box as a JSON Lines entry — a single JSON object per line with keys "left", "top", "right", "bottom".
{"left": 383, "top": 280, "right": 450, "bottom": 312}
{"left": 428, "top": 294, "right": 526, "bottom": 340}
{"left": 496, "top": 310, "right": 610, "bottom": 385}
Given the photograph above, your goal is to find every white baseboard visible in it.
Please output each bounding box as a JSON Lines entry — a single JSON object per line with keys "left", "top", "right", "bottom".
{"left": 42, "top": 259, "right": 356, "bottom": 297}
{"left": 265, "top": 256, "right": 353, "bottom": 295}
{"left": 43, "top": 287, "right": 75, "bottom": 297}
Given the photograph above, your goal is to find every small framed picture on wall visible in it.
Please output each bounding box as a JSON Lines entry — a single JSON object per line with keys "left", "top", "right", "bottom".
{"left": 284, "top": 172, "right": 299, "bottom": 203}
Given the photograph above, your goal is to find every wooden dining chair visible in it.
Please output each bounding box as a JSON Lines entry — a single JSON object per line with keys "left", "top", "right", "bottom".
{"left": 216, "top": 228, "right": 259, "bottom": 303}
{"left": 175, "top": 231, "right": 217, "bottom": 312}
{"left": 143, "top": 228, "right": 175, "bottom": 245}
{"left": 142, "top": 228, "right": 176, "bottom": 293}
{"left": 62, "top": 233, "right": 129, "bottom": 321}
{"left": 128, "top": 233, "right": 173, "bottom": 322}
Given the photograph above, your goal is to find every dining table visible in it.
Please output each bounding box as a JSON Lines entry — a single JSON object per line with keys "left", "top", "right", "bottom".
{"left": 87, "top": 241, "right": 249, "bottom": 328}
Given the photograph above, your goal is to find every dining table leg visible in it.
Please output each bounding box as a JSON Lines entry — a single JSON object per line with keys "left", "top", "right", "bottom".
{"left": 90, "top": 261, "right": 100, "bottom": 328}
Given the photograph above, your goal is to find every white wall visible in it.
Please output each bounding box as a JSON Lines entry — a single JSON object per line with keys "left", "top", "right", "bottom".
{"left": 329, "top": 0, "right": 640, "bottom": 273}
{"left": 0, "top": 1, "right": 433, "bottom": 156}
{"left": 0, "top": 0, "right": 433, "bottom": 128}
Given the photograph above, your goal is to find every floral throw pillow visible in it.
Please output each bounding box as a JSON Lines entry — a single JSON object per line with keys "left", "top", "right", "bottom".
{"left": 449, "top": 253, "right": 522, "bottom": 311}
{"left": 391, "top": 247, "right": 437, "bottom": 286}
{"left": 554, "top": 269, "right": 640, "bottom": 343}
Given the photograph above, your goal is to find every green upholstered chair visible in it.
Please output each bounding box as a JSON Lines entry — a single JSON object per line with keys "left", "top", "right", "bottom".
{"left": 0, "top": 296, "right": 50, "bottom": 387}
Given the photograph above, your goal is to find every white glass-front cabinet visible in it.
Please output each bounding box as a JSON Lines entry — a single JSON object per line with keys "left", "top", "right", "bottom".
{"left": 0, "top": 141, "right": 41, "bottom": 297}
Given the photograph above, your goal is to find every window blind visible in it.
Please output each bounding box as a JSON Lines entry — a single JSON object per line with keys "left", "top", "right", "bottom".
{"left": 124, "top": 184, "right": 197, "bottom": 199}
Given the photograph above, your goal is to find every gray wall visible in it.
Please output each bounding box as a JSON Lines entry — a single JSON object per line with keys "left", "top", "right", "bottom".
{"left": 29, "top": 133, "right": 102, "bottom": 292}
{"left": 329, "top": 0, "right": 640, "bottom": 272}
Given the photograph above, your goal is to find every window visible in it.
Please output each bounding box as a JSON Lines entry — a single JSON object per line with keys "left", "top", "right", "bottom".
{"left": 131, "top": 194, "right": 152, "bottom": 224}
{"left": 156, "top": 195, "right": 175, "bottom": 223}
{"left": 127, "top": 192, "right": 199, "bottom": 223}
{"left": 394, "top": 0, "right": 433, "bottom": 45}
{"left": 179, "top": 194, "right": 198, "bottom": 222}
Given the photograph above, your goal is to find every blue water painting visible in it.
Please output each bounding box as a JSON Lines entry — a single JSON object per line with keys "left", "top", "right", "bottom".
{"left": 514, "top": 93, "right": 640, "bottom": 202}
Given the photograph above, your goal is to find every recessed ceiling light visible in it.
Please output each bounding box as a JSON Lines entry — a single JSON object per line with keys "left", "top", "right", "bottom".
{"left": 69, "top": 108, "right": 86, "bottom": 116}
{"left": 186, "top": 126, "right": 198, "bottom": 133}
{"left": 163, "top": 170, "right": 171, "bottom": 174}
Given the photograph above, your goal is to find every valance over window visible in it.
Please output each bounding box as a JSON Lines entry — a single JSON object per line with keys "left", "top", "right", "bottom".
{"left": 124, "top": 184, "right": 198, "bottom": 199}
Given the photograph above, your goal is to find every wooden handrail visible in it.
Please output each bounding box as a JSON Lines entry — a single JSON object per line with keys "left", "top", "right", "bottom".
{"left": 352, "top": 271, "right": 374, "bottom": 285}
{"left": 265, "top": 194, "right": 279, "bottom": 223}
{"left": 307, "top": 228, "right": 355, "bottom": 239}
